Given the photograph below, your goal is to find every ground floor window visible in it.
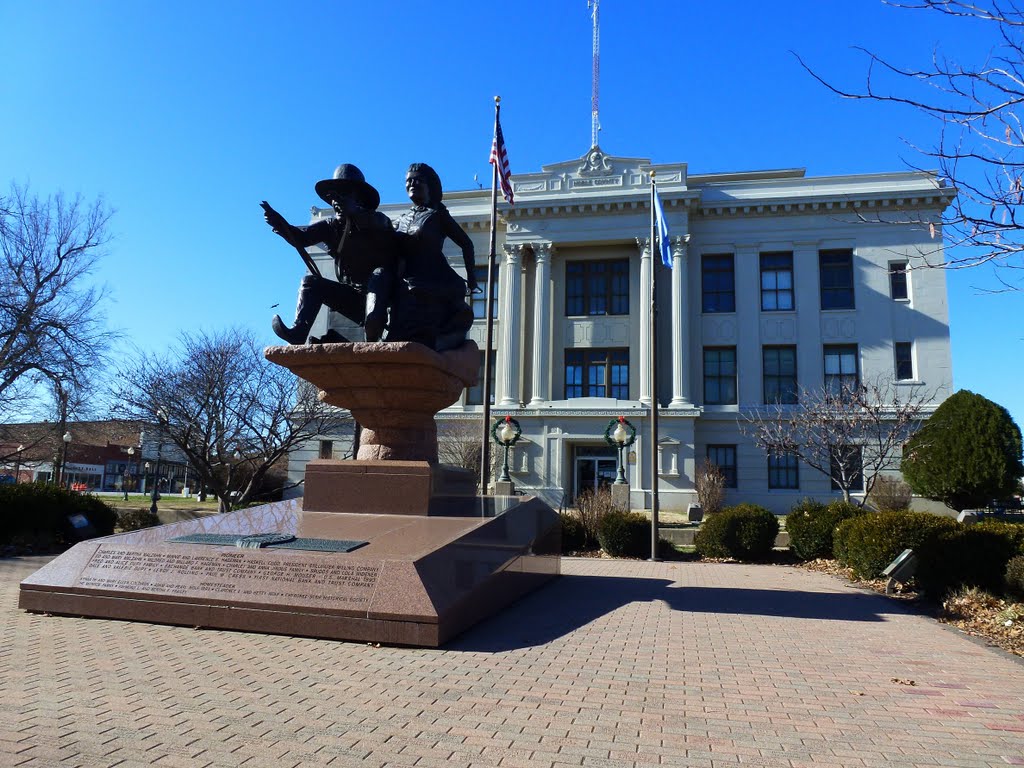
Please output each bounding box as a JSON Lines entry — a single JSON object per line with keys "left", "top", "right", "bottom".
{"left": 707, "top": 444, "right": 737, "bottom": 488}
{"left": 767, "top": 452, "right": 799, "bottom": 489}
{"left": 830, "top": 445, "right": 863, "bottom": 492}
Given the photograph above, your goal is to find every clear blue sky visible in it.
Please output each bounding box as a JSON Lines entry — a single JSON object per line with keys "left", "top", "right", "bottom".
{"left": 1, "top": 1, "right": 1020, "bottom": 426}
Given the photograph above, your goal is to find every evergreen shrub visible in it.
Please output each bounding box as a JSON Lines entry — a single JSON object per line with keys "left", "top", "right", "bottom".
{"left": 0, "top": 483, "right": 116, "bottom": 549}
{"left": 694, "top": 503, "right": 779, "bottom": 561}
{"left": 785, "top": 498, "right": 868, "bottom": 561}
{"left": 833, "top": 510, "right": 957, "bottom": 580}
{"left": 916, "top": 525, "right": 1019, "bottom": 596}
{"left": 597, "top": 509, "right": 650, "bottom": 558}
{"left": 559, "top": 512, "right": 588, "bottom": 553}
{"left": 1005, "top": 556, "right": 1024, "bottom": 599}
{"left": 117, "top": 507, "right": 161, "bottom": 532}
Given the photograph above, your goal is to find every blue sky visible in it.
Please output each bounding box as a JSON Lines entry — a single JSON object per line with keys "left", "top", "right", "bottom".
{"left": 1, "top": 1, "right": 1020, "bottom": 427}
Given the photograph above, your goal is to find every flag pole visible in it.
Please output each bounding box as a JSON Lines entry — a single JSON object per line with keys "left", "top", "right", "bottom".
{"left": 480, "top": 96, "right": 501, "bottom": 494}
{"left": 649, "top": 170, "right": 661, "bottom": 561}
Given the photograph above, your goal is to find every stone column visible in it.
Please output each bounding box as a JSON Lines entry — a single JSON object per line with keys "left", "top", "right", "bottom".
{"left": 669, "top": 236, "right": 692, "bottom": 407}
{"left": 637, "top": 238, "right": 652, "bottom": 405}
{"left": 498, "top": 243, "right": 524, "bottom": 406}
{"left": 529, "top": 242, "right": 553, "bottom": 406}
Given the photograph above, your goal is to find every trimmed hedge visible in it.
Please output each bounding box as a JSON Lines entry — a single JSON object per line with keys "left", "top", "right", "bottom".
{"left": 0, "top": 483, "right": 116, "bottom": 549}
{"left": 116, "top": 507, "right": 161, "bottom": 532}
{"left": 559, "top": 512, "right": 589, "bottom": 553}
{"left": 785, "top": 498, "right": 869, "bottom": 561}
{"left": 694, "top": 503, "right": 779, "bottom": 561}
{"left": 833, "top": 510, "right": 958, "bottom": 580}
{"left": 1006, "top": 556, "right": 1024, "bottom": 599}
{"left": 917, "top": 526, "right": 1020, "bottom": 596}
{"left": 597, "top": 509, "right": 650, "bottom": 558}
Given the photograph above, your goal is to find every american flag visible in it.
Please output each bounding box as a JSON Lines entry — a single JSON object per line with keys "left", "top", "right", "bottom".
{"left": 489, "top": 111, "right": 514, "bottom": 205}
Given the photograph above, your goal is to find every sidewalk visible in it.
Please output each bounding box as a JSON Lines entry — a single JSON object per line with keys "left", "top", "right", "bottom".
{"left": 2, "top": 554, "right": 1023, "bottom": 767}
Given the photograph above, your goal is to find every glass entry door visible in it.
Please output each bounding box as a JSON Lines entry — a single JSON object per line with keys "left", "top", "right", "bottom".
{"left": 574, "top": 445, "right": 618, "bottom": 499}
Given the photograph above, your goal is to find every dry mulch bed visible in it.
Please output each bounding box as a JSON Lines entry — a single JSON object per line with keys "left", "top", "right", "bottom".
{"left": 800, "top": 558, "right": 1024, "bottom": 659}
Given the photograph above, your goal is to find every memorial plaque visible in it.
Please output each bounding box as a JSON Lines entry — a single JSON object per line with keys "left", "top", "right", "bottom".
{"left": 76, "top": 545, "right": 383, "bottom": 612}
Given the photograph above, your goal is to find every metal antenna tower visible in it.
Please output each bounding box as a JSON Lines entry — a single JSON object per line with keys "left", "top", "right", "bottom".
{"left": 589, "top": 0, "right": 600, "bottom": 148}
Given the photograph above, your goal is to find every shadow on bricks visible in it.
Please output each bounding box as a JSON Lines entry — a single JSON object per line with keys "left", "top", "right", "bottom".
{"left": 450, "top": 573, "right": 907, "bottom": 651}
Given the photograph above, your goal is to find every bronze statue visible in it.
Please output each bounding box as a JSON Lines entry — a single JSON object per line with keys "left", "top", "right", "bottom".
{"left": 388, "top": 163, "right": 478, "bottom": 351}
{"left": 262, "top": 164, "right": 398, "bottom": 344}
{"left": 263, "top": 162, "right": 477, "bottom": 351}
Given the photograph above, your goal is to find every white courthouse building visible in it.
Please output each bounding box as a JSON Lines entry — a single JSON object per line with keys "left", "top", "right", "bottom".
{"left": 288, "top": 147, "right": 954, "bottom": 514}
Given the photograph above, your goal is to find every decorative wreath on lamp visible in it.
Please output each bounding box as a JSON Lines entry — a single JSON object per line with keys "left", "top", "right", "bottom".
{"left": 491, "top": 415, "right": 522, "bottom": 447}
{"left": 603, "top": 415, "right": 637, "bottom": 447}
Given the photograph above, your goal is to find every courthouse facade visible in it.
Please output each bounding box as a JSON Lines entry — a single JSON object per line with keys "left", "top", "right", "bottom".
{"left": 288, "top": 148, "right": 955, "bottom": 513}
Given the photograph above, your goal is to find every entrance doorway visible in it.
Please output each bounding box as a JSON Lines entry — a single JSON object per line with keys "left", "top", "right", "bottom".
{"left": 573, "top": 445, "right": 618, "bottom": 500}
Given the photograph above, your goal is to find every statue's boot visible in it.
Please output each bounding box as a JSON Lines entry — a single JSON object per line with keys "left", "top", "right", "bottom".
{"left": 363, "top": 268, "right": 393, "bottom": 342}
{"left": 272, "top": 276, "right": 320, "bottom": 345}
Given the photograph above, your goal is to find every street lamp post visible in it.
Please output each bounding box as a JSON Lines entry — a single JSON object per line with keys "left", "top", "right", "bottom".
{"left": 125, "top": 446, "right": 135, "bottom": 500}
{"left": 604, "top": 416, "right": 637, "bottom": 486}
{"left": 61, "top": 431, "right": 72, "bottom": 489}
{"left": 14, "top": 444, "right": 24, "bottom": 484}
{"left": 491, "top": 416, "right": 521, "bottom": 484}
{"left": 150, "top": 443, "right": 163, "bottom": 517}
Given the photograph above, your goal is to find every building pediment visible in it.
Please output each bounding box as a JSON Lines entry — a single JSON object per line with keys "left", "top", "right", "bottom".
{"left": 511, "top": 146, "right": 688, "bottom": 202}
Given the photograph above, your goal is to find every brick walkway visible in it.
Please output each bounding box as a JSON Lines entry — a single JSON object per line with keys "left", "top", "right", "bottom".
{"left": 2, "top": 554, "right": 1023, "bottom": 768}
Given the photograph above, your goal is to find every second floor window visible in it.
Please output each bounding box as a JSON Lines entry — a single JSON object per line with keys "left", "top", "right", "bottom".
{"left": 894, "top": 342, "right": 914, "bottom": 381}
{"left": 472, "top": 265, "right": 499, "bottom": 319}
{"left": 824, "top": 344, "right": 859, "bottom": 397}
{"left": 565, "top": 260, "right": 629, "bottom": 316}
{"left": 702, "top": 254, "right": 735, "bottom": 313}
{"left": 763, "top": 346, "right": 797, "bottom": 404}
{"left": 889, "top": 262, "right": 909, "bottom": 301}
{"left": 466, "top": 350, "right": 496, "bottom": 405}
{"left": 704, "top": 347, "right": 737, "bottom": 405}
{"left": 760, "top": 252, "right": 794, "bottom": 311}
{"left": 565, "top": 348, "right": 629, "bottom": 399}
{"left": 819, "top": 249, "right": 855, "bottom": 310}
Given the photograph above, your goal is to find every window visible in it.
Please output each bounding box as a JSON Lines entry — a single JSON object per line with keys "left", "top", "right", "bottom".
{"left": 889, "top": 262, "right": 908, "bottom": 301}
{"left": 894, "top": 342, "right": 914, "bottom": 381}
{"left": 703, "top": 347, "right": 737, "bottom": 405}
{"left": 472, "top": 265, "right": 499, "bottom": 319}
{"left": 760, "top": 252, "right": 794, "bottom": 311}
{"left": 318, "top": 440, "right": 333, "bottom": 460}
{"left": 830, "top": 446, "right": 864, "bottom": 492}
{"left": 768, "top": 452, "right": 799, "bottom": 490}
{"left": 707, "top": 445, "right": 737, "bottom": 488}
{"left": 565, "top": 348, "right": 629, "bottom": 399}
{"left": 702, "top": 254, "right": 735, "bottom": 313}
{"left": 819, "top": 249, "right": 855, "bottom": 310}
{"left": 565, "top": 260, "right": 629, "bottom": 316}
{"left": 763, "top": 346, "right": 797, "bottom": 404}
{"left": 466, "top": 350, "right": 496, "bottom": 405}
{"left": 823, "top": 344, "right": 859, "bottom": 397}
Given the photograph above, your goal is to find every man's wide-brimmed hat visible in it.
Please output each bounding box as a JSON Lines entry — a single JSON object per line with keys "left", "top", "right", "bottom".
{"left": 314, "top": 164, "right": 381, "bottom": 210}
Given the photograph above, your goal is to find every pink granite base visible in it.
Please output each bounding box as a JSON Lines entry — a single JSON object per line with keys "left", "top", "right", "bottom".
{"left": 19, "top": 496, "right": 560, "bottom": 647}
{"left": 264, "top": 341, "right": 479, "bottom": 463}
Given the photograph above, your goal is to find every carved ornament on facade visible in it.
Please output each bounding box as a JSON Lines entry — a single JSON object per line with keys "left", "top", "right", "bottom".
{"left": 578, "top": 147, "right": 614, "bottom": 176}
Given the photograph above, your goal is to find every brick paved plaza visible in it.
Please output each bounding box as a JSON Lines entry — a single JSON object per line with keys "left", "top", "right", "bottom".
{"left": 2, "top": 554, "right": 1023, "bottom": 768}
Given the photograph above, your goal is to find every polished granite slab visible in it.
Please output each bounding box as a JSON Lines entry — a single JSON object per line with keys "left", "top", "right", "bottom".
{"left": 19, "top": 496, "right": 560, "bottom": 647}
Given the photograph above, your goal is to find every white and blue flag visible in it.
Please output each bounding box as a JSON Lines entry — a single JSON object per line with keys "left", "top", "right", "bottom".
{"left": 654, "top": 188, "right": 671, "bottom": 268}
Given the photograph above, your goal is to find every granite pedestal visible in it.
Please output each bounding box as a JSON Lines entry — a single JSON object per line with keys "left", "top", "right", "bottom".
{"left": 21, "top": 341, "right": 560, "bottom": 646}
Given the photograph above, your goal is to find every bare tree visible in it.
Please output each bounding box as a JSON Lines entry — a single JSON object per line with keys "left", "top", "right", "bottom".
{"left": 741, "top": 378, "right": 934, "bottom": 503}
{"left": 113, "top": 328, "right": 333, "bottom": 513}
{"left": 797, "top": 1, "right": 1024, "bottom": 287}
{"left": 436, "top": 418, "right": 484, "bottom": 478}
{"left": 0, "top": 183, "right": 115, "bottom": 420}
{"left": 694, "top": 458, "right": 726, "bottom": 515}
